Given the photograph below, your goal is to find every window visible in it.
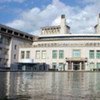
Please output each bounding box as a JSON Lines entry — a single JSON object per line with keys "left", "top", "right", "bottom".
{"left": 89, "top": 62, "right": 95, "bottom": 69}
{"left": 14, "top": 45, "right": 17, "bottom": 50}
{"left": 14, "top": 54, "right": 16, "bottom": 59}
{"left": 0, "top": 58, "right": 2, "bottom": 62}
{"left": 26, "top": 51, "right": 30, "bottom": 59}
{"left": 52, "top": 50, "right": 57, "bottom": 59}
{"left": 73, "top": 50, "right": 80, "bottom": 58}
{"left": 0, "top": 48, "right": 2, "bottom": 54}
{"left": 59, "top": 63, "right": 64, "bottom": 70}
{"left": 96, "top": 50, "right": 100, "bottom": 59}
{"left": 52, "top": 62, "right": 57, "bottom": 69}
{"left": 97, "top": 63, "right": 100, "bottom": 69}
{"left": 42, "top": 50, "right": 46, "bottom": 59}
{"left": 21, "top": 51, "right": 25, "bottom": 59}
{"left": 35, "top": 50, "right": 40, "bottom": 59}
{"left": 59, "top": 50, "right": 64, "bottom": 59}
{"left": 89, "top": 50, "right": 94, "bottom": 59}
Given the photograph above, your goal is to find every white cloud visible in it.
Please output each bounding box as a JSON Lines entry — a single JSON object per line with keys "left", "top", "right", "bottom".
{"left": 6, "top": 0, "right": 100, "bottom": 34}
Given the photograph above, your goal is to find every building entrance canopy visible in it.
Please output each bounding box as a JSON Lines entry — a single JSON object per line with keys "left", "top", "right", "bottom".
{"left": 66, "top": 57, "right": 87, "bottom": 71}
{"left": 66, "top": 57, "right": 87, "bottom": 62}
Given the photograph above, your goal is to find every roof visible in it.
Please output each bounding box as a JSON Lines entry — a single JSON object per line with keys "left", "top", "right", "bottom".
{"left": 41, "top": 25, "right": 70, "bottom": 30}
{"left": 0, "top": 24, "right": 34, "bottom": 41}
{"left": 38, "top": 33, "right": 100, "bottom": 41}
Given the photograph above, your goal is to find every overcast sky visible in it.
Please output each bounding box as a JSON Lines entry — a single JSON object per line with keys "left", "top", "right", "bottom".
{"left": 0, "top": 0, "right": 100, "bottom": 34}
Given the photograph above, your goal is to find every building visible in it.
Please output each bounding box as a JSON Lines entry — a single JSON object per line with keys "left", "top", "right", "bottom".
{"left": 0, "top": 24, "right": 33, "bottom": 71}
{"left": 1, "top": 14, "right": 100, "bottom": 71}
{"left": 18, "top": 14, "right": 100, "bottom": 71}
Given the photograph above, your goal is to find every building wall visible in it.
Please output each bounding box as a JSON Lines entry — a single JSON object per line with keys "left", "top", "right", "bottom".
{"left": 8, "top": 37, "right": 32, "bottom": 68}
{"left": 0, "top": 34, "right": 11, "bottom": 68}
{"left": 19, "top": 39, "right": 100, "bottom": 71}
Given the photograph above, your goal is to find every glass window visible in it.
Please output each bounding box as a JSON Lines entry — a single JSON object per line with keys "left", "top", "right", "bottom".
{"left": 52, "top": 50, "right": 57, "bottom": 59}
{"left": 59, "top": 63, "right": 64, "bottom": 70}
{"left": 59, "top": 50, "right": 64, "bottom": 59}
{"left": 0, "top": 48, "right": 2, "bottom": 54}
{"left": 89, "top": 62, "right": 95, "bottom": 69}
{"left": 97, "top": 63, "right": 100, "bottom": 68}
{"left": 89, "top": 50, "right": 94, "bottom": 59}
{"left": 21, "top": 51, "right": 25, "bottom": 59}
{"left": 52, "top": 62, "right": 56, "bottom": 69}
{"left": 26, "top": 51, "right": 30, "bottom": 59}
{"left": 35, "top": 50, "right": 40, "bottom": 59}
{"left": 14, "top": 45, "right": 17, "bottom": 50}
{"left": 96, "top": 50, "right": 100, "bottom": 59}
{"left": 14, "top": 54, "right": 16, "bottom": 59}
{"left": 42, "top": 50, "right": 46, "bottom": 59}
{"left": 73, "top": 50, "right": 80, "bottom": 57}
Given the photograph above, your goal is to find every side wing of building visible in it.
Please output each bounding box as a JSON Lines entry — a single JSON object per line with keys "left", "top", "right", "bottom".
{"left": 0, "top": 24, "right": 33, "bottom": 70}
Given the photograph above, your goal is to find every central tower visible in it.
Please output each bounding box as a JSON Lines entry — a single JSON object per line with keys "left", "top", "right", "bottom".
{"left": 60, "top": 14, "right": 70, "bottom": 34}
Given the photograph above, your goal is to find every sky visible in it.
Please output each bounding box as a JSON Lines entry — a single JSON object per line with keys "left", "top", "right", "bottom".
{"left": 0, "top": 0, "right": 100, "bottom": 35}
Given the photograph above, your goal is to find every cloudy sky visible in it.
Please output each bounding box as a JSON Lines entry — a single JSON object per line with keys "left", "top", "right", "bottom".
{"left": 0, "top": 0, "right": 100, "bottom": 35}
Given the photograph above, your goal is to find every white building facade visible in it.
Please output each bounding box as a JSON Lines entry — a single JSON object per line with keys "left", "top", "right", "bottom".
{"left": 18, "top": 14, "right": 100, "bottom": 71}
{"left": 0, "top": 24, "right": 33, "bottom": 70}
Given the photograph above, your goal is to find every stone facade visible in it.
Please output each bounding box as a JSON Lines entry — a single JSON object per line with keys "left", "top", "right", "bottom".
{"left": 18, "top": 14, "right": 100, "bottom": 71}
{"left": 0, "top": 24, "right": 33, "bottom": 70}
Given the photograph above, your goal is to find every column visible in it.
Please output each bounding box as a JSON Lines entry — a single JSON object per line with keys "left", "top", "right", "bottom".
{"left": 65, "top": 63, "right": 68, "bottom": 71}
{"left": 80, "top": 62, "right": 82, "bottom": 71}
{"left": 72, "top": 62, "right": 73, "bottom": 71}
{"left": 84, "top": 62, "right": 86, "bottom": 70}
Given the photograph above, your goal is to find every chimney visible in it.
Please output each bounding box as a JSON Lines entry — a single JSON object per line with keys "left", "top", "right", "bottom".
{"left": 60, "top": 14, "right": 70, "bottom": 34}
{"left": 98, "top": 13, "right": 100, "bottom": 24}
{"left": 95, "top": 13, "right": 100, "bottom": 34}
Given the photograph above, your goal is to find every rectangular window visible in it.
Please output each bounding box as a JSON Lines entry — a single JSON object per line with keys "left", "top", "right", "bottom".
{"left": 26, "top": 51, "right": 30, "bottom": 59}
{"left": 96, "top": 50, "right": 100, "bottom": 59}
{"left": 73, "top": 50, "right": 80, "bottom": 58}
{"left": 89, "top": 62, "right": 95, "bottom": 69}
{"left": 89, "top": 50, "right": 94, "bottom": 59}
{"left": 42, "top": 50, "right": 46, "bottom": 59}
{"left": 14, "top": 45, "right": 17, "bottom": 50}
{"left": 35, "top": 50, "right": 40, "bottom": 59}
{"left": 21, "top": 51, "right": 25, "bottom": 59}
{"left": 14, "top": 54, "right": 16, "bottom": 59}
{"left": 0, "top": 48, "right": 2, "bottom": 54}
{"left": 59, "top": 63, "right": 64, "bottom": 70}
{"left": 52, "top": 62, "right": 56, "bottom": 69}
{"left": 97, "top": 63, "right": 100, "bottom": 68}
{"left": 59, "top": 50, "right": 64, "bottom": 59}
{"left": 52, "top": 50, "right": 57, "bottom": 59}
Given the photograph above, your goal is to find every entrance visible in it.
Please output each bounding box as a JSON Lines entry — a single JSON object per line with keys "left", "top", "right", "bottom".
{"left": 73, "top": 62, "right": 80, "bottom": 70}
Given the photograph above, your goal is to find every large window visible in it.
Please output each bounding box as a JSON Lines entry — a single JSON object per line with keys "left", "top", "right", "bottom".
{"left": 21, "top": 51, "right": 25, "bottom": 59}
{"left": 42, "top": 50, "right": 46, "bottom": 59}
{"left": 35, "top": 50, "right": 40, "bottom": 59}
{"left": 14, "top": 54, "right": 16, "bottom": 59}
{"left": 59, "top": 50, "right": 64, "bottom": 59}
{"left": 59, "top": 63, "right": 64, "bottom": 70}
{"left": 89, "top": 50, "right": 94, "bottom": 59}
{"left": 97, "top": 63, "right": 100, "bottom": 69}
{"left": 89, "top": 62, "right": 95, "bottom": 69}
{"left": 96, "top": 50, "right": 100, "bottom": 59}
{"left": 73, "top": 50, "right": 80, "bottom": 58}
{"left": 26, "top": 51, "right": 30, "bottom": 59}
{"left": 52, "top": 50, "right": 57, "bottom": 59}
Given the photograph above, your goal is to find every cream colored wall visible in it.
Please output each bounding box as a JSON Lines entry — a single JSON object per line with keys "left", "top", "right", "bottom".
{"left": 19, "top": 39, "right": 100, "bottom": 71}
{"left": 8, "top": 37, "right": 32, "bottom": 67}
